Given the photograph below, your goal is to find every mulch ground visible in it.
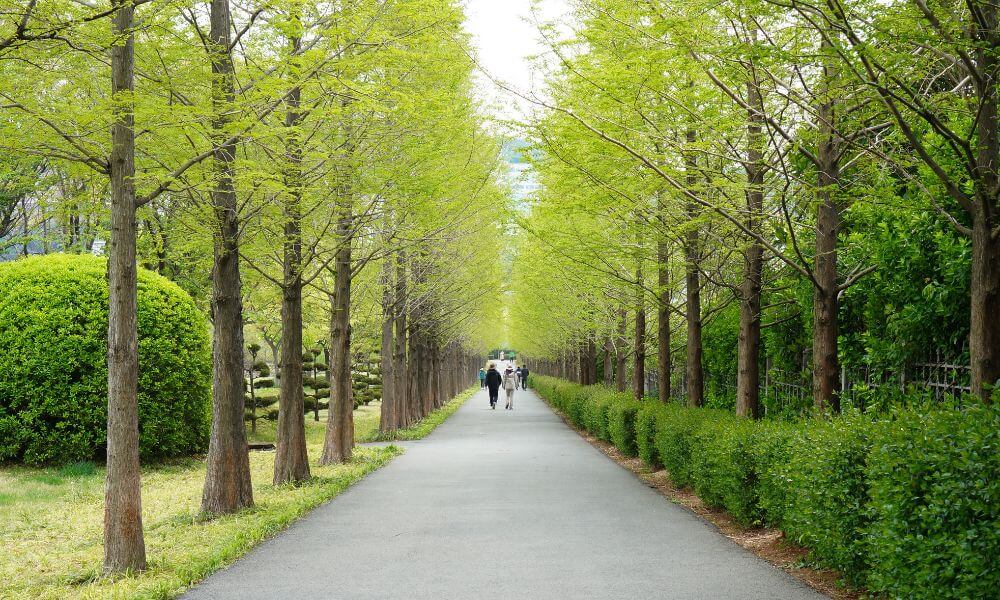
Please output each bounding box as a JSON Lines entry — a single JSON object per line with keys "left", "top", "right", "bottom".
{"left": 551, "top": 410, "right": 862, "bottom": 600}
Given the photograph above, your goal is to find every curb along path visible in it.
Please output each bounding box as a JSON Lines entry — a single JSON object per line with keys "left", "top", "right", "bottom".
{"left": 184, "top": 388, "right": 825, "bottom": 599}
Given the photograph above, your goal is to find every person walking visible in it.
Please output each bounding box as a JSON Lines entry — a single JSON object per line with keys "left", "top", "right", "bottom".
{"left": 514, "top": 366, "right": 522, "bottom": 389}
{"left": 520, "top": 365, "right": 530, "bottom": 390}
{"left": 484, "top": 363, "right": 502, "bottom": 409}
{"left": 478, "top": 367, "right": 486, "bottom": 389}
{"left": 503, "top": 366, "right": 517, "bottom": 410}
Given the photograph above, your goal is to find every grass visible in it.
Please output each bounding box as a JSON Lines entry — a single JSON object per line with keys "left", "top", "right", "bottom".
{"left": 0, "top": 403, "right": 397, "bottom": 600}
{"left": 358, "top": 386, "right": 477, "bottom": 442}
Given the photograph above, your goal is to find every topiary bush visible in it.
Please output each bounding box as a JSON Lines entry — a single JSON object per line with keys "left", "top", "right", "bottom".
{"left": 865, "top": 403, "right": 999, "bottom": 598}
{"left": 607, "top": 398, "right": 643, "bottom": 457}
{"left": 0, "top": 254, "right": 211, "bottom": 465}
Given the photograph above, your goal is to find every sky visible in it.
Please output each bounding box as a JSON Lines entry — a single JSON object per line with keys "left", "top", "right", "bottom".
{"left": 463, "top": 0, "right": 572, "bottom": 122}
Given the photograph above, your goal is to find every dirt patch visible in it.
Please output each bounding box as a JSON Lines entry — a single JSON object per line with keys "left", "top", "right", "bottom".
{"left": 554, "top": 410, "right": 861, "bottom": 600}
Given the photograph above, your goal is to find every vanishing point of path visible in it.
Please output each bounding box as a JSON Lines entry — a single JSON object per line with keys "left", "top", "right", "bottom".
{"left": 184, "top": 388, "right": 825, "bottom": 600}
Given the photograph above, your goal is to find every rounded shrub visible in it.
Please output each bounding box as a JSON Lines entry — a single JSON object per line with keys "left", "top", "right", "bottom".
{"left": 0, "top": 254, "right": 211, "bottom": 465}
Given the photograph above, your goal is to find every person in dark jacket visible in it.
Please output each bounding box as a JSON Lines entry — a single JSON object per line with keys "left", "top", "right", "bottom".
{"left": 520, "top": 366, "right": 530, "bottom": 389}
{"left": 484, "top": 363, "right": 502, "bottom": 409}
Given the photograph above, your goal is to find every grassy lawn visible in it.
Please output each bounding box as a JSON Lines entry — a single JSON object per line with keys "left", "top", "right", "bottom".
{"left": 0, "top": 404, "right": 396, "bottom": 600}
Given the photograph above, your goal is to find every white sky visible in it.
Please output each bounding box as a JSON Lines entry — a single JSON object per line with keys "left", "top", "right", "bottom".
{"left": 463, "top": 0, "right": 572, "bottom": 123}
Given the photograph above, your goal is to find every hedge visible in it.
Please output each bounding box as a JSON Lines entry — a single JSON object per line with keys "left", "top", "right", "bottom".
{"left": 531, "top": 375, "right": 999, "bottom": 598}
{"left": 607, "top": 398, "right": 642, "bottom": 457}
{"left": 635, "top": 403, "right": 664, "bottom": 467}
{"left": 0, "top": 254, "right": 211, "bottom": 464}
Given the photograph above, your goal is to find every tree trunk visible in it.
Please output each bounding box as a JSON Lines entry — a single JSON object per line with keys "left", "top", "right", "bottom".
{"left": 684, "top": 128, "right": 704, "bottom": 408}
{"left": 615, "top": 307, "right": 628, "bottom": 392}
{"left": 393, "top": 251, "right": 409, "bottom": 428}
{"left": 201, "top": 0, "right": 253, "bottom": 515}
{"left": 603, "top": 336, "right": 614, "bottom": 386}
{"left": 736, "top": 46, "right": 765, "bottom": 420}
{"left": 970, "top": 217, "right": 1000, "bottom": 400}
{"left": 656, "top": 238, "right": 671, "bottom": 403}
{"left": 320, "top": 203, "right": 354, "bottom": 464}
{"left": 812, "top": 38, "right": 842, "bottom": 413}
{"left": 104, "top": 0, "right": 146, "bottom": 572}
{"left": 273, "top": 34, "right": 310, "bottom": 485}
{"left": 633, "top": 264, "right": 646, "bottom": 400}
{"left": 970, "top": 8, "right": 1000, "bottom": 401}
{"left": 379, "top": 257, "right": 396, "bottom": 432}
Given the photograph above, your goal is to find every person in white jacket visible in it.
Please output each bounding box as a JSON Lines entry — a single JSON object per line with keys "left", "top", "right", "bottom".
{"left": 503, "top": 366, "right": 517, "bottom": 410}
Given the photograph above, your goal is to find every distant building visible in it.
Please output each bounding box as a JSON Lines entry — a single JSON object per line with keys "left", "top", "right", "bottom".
{"left": 501, "top": 139, "right": 541, "bottom": 212}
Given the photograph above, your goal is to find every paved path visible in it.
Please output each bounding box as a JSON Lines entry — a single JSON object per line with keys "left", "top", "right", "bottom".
{"left": 184, "top": 387, "right": 824, "bottom": 599}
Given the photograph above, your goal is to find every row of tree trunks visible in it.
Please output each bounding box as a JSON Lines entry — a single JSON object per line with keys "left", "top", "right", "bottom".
{"left": 376, "top": 249, "right": 480, "bottom": 433}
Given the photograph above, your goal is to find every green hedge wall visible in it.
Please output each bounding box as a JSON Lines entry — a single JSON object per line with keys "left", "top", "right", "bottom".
{"left": 0, "top": 254, "right": 211, "bottom": 464}
{"left": 531, "top": 375, "right": 999, "bottom": 598}
{"left": 607, "top": 398, "right": 642, "bottom": 457}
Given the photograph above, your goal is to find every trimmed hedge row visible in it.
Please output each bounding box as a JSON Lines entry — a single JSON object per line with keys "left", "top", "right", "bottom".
{"left": 533, "top": 375, "right": 999, "bottom": 598}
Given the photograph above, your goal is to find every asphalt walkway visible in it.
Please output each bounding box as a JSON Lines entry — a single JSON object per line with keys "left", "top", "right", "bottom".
{"left": 184, "top": 385, "right": 824, "bottom": 599}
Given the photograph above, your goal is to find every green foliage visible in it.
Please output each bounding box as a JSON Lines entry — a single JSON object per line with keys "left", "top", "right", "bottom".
{"left": 701, "top": 303, "right": 740, "bottom": 407}
{"left": 607, "top": 398, "right": 643, "bottom": 457}
{"left": 0, "top": 254, "right": 211, "bottom": 465}
{"left": 865, "top": 404, "right": 1000, "bottom": 598}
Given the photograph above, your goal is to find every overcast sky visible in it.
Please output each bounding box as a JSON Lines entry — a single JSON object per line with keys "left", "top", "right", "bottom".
{"left": 463, "top": 0, "right": 572, "bottom": 123}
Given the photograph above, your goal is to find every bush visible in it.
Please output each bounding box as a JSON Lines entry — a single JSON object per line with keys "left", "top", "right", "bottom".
{"left": 775, "top": 413, "right": 882, "bottom": 583}
{"left": 865, "top": 403, "right": 1000, "bottom": 598}
{"left": 752, "top": 420, "right": 797, "bottom": 527}
{"left": 253, "top": 394, "right": 278, "bottom": 410}
{"left": 607, "top": 398, "right": 643, "bottom": 457}
{"left": 0, "top": 254, "right": 211, "bottom": 464}
{"left": 253, "top": 377, "right": 275, "bottom": 389}
{"left": 689, "top": 415, "right": 776, "bottom": 526}
{"left": 653, "top": 405, "right": 717, "bottom": 488}
{"left": 252, "top": 360, "right": 270, "bottom": 377}
{"left": 583, "top": 393, "right": 614, "bottom": 441}
{"left": 636, "top": 403, "right": 665, "bottom": 467}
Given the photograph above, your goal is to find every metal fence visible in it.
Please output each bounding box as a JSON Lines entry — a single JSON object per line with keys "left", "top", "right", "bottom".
{"left": 642, "top": 351, "right": 971, "bottom": 413}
